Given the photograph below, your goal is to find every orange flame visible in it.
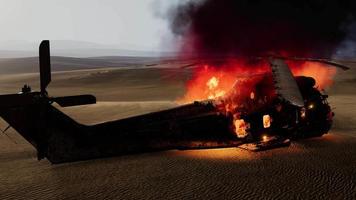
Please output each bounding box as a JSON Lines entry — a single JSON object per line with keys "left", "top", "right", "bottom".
{"left": 234, "top": 119, "right": 248, "bottom": 138}
{"left": 177, "top": 59, "right": 271, "bottom": 104}
{"left": 206, "top": 76, "right": 226, "bottom": 99}
{"left": 288, "top": 61, "right": 337, "bottom": 90}
{"left": 177, "top": 58, "right": 337, "bottom": 137}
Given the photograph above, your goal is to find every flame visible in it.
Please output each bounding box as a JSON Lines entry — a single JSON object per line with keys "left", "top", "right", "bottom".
{"left": 250, "top": 92, "right": 255, "bottom": 100}
{"left": 207, "top": 76, "right": 219, "bottom": 89}
{"left": 234, "top": 119, "right": 249, "bottom": 138}
{"left": 176, "top": 59, "right": 275, "bottom": 138}
{"left": 176, "top": 58, "right": 337, "bottom": 138}
{"left": 177, "top": 65, "right": 237, "bottom": 103}
{"left": 288, "top": 61, "right": 337, "bottom": 90}
{"left": 206, "top": 76, "right": 226, "bottom": 99}
{"left": 177, "top": 59, "right": 271, "bottom": 104}
{"left": 263, "top": 115, "right": 271, "bottom": 128}
{"left": 262, "top": 135, "right": 269, "bottom": 142}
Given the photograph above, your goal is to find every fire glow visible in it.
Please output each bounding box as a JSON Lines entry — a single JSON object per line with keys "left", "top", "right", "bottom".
{"left": 179, "top": 60, "right": 336, "bottom": 104}
{"left": 288, "top": 61, "right": 337, "bottom": 90}
{"left": 178, "top": 59, "right": 271, "bottom": 104}
{"left": 177, "top": 58, "right": 337, "bottom": 137}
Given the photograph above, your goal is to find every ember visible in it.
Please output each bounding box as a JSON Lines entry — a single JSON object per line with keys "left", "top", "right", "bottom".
{"left": 263, "top": 115, "right": 271, "bottom": 129}
{"left": 234, "top": 119, "right": 248, "bottom": 138}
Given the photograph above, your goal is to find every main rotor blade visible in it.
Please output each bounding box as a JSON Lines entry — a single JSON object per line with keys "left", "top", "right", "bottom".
{"left": 272, "top": 56, "right": 350, "bottom": 71}
{"left": 39, "top": 40, "right": 51, "bottom": 94}
{"left": 302, "top": 58, "right": 350, "bottom": 71}
{"left": 52, "top": 95, "right": 96, "bottom": 107}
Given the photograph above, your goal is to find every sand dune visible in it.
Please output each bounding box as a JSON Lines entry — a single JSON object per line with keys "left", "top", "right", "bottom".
{"left": 0, "top": 56, "right": 167, "bottom": 74}
{"left": 0, "top": 61, "right": 355, "bottom": 199}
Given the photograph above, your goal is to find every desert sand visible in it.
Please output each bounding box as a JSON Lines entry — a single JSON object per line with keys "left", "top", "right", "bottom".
{"left": 0, "top": 59, "right": 355, "bottom": 199}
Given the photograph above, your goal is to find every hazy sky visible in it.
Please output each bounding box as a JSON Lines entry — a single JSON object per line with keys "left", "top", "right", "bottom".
{"left": 0, "top": 0, "right": 180, "bottom": 51}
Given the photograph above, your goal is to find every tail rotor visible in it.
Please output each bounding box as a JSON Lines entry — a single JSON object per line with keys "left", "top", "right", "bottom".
{"left": 0, "top": 40, "right": 96, "bottom": 109}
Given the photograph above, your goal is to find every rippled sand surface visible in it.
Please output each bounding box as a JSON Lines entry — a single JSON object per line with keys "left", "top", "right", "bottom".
{"left": 0, "top": 131, "right": 355, "bottom": 199}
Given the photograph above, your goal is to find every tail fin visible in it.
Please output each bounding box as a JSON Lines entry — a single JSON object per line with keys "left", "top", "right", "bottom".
{"left": 0, "top": 40, "right": 96, "bottom": 161}
{"left": 39, "top": 40, "right": 51, "bottom": 94}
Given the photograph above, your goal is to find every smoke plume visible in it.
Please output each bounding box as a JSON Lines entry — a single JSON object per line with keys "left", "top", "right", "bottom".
{"left": 169, "top": 0, "right": 356, "bottom": 58}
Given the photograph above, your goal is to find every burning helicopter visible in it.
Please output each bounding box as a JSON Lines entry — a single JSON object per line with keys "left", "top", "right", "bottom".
{"left": 0, "top": 41, "right": 349, "bottom": 163}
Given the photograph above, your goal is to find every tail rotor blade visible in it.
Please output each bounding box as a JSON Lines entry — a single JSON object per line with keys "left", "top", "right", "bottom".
{"left": 39, "top": 40, "right": 51, "bottom": 94}
{"left": 52, "top": 95, "right": 96, "bottom": 107}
